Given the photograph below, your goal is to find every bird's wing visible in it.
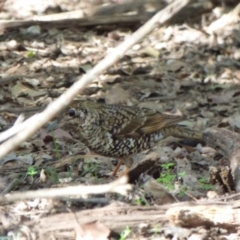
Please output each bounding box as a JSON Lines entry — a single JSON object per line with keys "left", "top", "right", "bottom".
{"left": 100, "top": 105, "right": 146, "bottom": 135}
{"left": 138, "top": 109, "right": 185, "bottom": 134}
{"left": 109, "top": 108, "right": 185, "bottom": 139}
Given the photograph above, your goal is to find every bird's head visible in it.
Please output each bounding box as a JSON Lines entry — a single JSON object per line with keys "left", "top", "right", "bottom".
{"left": 67, "top": 100, "right": 99, "bottom": 128}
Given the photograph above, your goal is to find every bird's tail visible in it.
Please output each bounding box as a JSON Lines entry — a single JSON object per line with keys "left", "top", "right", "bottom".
{"left": 161, "top": 125, "right": 203, "bottom": 140}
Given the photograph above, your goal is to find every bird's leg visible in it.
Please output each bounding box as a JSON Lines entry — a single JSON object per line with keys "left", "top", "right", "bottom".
{"left": 112, "top": 157, "right": 133, "bottom": 176}
{"left": 112, "top": 159, "right": 123, "bottom": 176}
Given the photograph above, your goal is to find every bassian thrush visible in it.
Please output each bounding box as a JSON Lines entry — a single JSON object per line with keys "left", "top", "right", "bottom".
{"left": 63, "top": 100, "right": 202, "bottom": 175}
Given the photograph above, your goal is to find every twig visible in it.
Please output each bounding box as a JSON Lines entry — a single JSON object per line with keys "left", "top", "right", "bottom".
{"left": 63, "top": 197, "right": 110, "bottom": 204}
{"left": 0, "top": 0, "right": 191, "bottom": 160}
{"left": 0, "top": 114, "right": 40, "bottom": 143}
{"left": 0, "top": 175, "right": 131, "bottom": 203}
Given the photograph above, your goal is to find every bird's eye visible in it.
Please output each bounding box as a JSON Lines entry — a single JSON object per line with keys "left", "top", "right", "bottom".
{"left": 68, "top": 109, "right": 76, "bottom": 117}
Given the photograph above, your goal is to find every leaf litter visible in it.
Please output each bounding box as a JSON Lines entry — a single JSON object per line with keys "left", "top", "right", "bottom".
{"left": 0, "top": 0, "right": 240, "bottom": 238}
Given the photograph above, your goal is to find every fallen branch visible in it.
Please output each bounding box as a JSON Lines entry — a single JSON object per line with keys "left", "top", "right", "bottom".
{"left": 0, "top": 176, "right": 130, "bottom": 203}
{"left": 22, "top": 201, "right": 240, "bottom": 237}
{"left": 0, "top": 15, "right": 148, "bottom": 30}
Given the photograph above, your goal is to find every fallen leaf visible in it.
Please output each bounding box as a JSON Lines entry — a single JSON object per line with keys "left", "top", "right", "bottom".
{"left": 208, "top": 90, "right": 235, "bottom": 104}
{"left": 76, "top": 222, "right": 111, "bottom": 240}
{"left": 105, "top": 84, "right": 131, "bottom": 104}
{"left": 165, "top": 60, "right": 185, "bottom": 72}
{"left": 11, "top": 82, "right": 46, "bottom": 98}
{"left": 227, "top": 113, "right": 240, "bottom": 129}
{"left": 143, "top": 176, "right": 176, "bottom": 205}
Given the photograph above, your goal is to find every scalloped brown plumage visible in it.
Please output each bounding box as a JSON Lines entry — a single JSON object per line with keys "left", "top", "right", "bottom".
{"left": 64, "top": 100, "right": 202, "bottom": 174}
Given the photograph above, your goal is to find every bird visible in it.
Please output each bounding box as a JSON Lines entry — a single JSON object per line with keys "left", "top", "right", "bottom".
{"left": 63, "top": 100, "right": 202, "bottom": 175}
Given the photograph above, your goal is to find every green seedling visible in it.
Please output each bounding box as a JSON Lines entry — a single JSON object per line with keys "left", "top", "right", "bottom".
{"left": 157, "top": 162, "right": 175, "bottom": 189}
{"left": 152, "top": 224, "right": 161, "bottom": 235}
{"left": 22, "top": 166, "right": 39, "bottom": 185}
{"left": 198, "top": 176, "right": 214, "bottom": 190}
{"left": 178, "top": 171, "right": 186, "bottom": 177}
{"left": 134, "top": 197, "right": 144, "bottom": 206}
{"left": 120, "top": 226, "right": 131, "bottom": 240}
{"left": 26, "top": 166, "right": 38, "bottom": 176}
{"left": 25, "top": 50, "right": 35, "bottom": 58}
{"left": 161, "top": 162, "right": 175, "bottom": 170}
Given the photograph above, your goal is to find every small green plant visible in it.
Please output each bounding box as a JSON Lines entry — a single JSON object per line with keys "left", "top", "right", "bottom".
{"left": 178, "top": 171, "right": 186, "bottom": 177}
{"left": 120, "top": 226, "right": 131, "bottom": 240}
{"left": 23, "top": 166, "right": 39, "bottom": 184}
{"left": 161, "top": 162, "right": 175, "bottom": 170}
{"left": 157, "top": 162, "right": 175, "bottom": 189}
{"left": 25, "top": 50, "right": 35, "bottom": 58}
{"left": 134, "top": 197, "right": 144, "bottom": 206}
{"left": 198, "top": 176, "right": 214, "bottom": 190}
{"left": 152, "top": 224, "right": 161, "bottom": 235}
{"left": 26, "top": 166, "right": 38, "bottom": 177}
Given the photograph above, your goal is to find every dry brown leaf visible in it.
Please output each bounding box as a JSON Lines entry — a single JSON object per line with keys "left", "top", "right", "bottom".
{"left": 227, "top": 113, "right": 240, "bottom": 129}
{"left": 75, "top": 222, "right": 111, "bottom": 240}
{"left": 165, "top": 60, "right": 185, "bottom": 72}
{"left": 208, "top": 90, "right": 235, "bottom": 104}
{"left": 40, "top": 128, "right": 73, "bottom": 141}
{"left": 1, "top": 153, "right": 33, "bottom": 165}
{"left": 15, "top": 97, "right": 36, "bottom": 106}
{"left": 105, "top": 84, "right": 131, "bottom": 104}
{"left": 143, "top": 176, "right": 176, "bottom": 205}
{"left": 11, "top": 82, "right": 46, "bottom": 98}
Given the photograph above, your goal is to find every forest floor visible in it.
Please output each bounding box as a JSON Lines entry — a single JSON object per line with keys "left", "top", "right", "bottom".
{"left": 0, "top": 0, "right": 240, "bottom": 239}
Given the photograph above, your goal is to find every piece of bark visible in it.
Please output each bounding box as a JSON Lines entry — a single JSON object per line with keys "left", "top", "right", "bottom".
{"left": 203, "top": 127, "right": 240, "bottom": 192}
{"left": 166, "top": 202, "right": 240, "bottom": 230}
